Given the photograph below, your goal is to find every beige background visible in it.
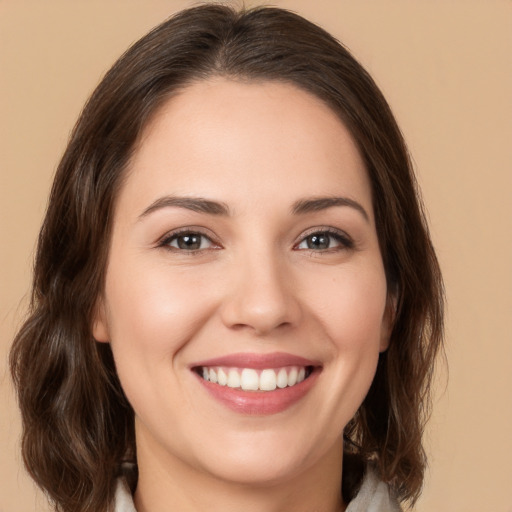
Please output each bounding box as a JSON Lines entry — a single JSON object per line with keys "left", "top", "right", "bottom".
{"left": 1, "top": 1, "right": 511, "bottom": 511}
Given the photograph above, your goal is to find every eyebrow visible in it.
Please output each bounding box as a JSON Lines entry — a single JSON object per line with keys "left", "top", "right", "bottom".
{"left": 138, "top": 195, "right": 369, "bottom": 222}
{"left": 138, "top": 196, "right": 230, "bottom": 219}
{"left": 291, "top": 196, "right": 369, "bottom": 222}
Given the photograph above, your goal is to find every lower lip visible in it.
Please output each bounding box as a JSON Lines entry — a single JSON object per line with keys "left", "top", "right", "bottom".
{"left": 195, "top": 369, "right": 319, "bottom": 415}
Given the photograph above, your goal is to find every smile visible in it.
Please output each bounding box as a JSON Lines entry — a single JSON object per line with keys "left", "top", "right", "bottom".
{"left": 198, "top": 366, "right": 312, "bottom": 391}
{"left": 191, "top": 353, "right": 320, "bottom": 415}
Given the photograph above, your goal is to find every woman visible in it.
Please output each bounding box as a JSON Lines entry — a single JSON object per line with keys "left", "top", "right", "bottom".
{"left": 10, "top": 5, "right": 443, "bottom": 512}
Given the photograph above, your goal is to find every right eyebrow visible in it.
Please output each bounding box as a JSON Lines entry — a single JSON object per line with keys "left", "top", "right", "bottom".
{"left": 138, "top": 196, "right": 231, "bottom": 220}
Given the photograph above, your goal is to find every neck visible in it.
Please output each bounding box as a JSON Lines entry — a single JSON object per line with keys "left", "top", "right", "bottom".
{"left": 134, "top": 435, "right": 346, "bottom": 512}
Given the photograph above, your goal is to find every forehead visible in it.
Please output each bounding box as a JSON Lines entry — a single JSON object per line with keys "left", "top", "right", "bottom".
{"left": 121, "top": 78, "right": 372, "bottom": 218}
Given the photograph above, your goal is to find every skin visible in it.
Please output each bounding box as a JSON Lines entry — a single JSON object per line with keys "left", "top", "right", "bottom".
{"left": 93, "top": 79, "right": 393, "bottom": 512}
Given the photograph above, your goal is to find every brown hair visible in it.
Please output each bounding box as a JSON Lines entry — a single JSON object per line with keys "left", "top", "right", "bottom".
{"left": 10, "top": 5, "right": 443, "bottom": 511}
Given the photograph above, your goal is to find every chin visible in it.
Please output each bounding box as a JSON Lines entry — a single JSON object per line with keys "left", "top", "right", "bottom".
{"left": 199, "top": 452, "right": 308, "bottom": 487}
{"left": 187, "top": 426, "right": 340, "bottom": 488}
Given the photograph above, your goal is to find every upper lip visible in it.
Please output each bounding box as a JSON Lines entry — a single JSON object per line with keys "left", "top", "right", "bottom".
{"left": 191, "top": 352, "right": 320, "bottom": 370}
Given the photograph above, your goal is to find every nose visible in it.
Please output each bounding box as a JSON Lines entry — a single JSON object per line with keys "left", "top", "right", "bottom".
{"left": 219, "top": 251, "right": 302, "bottom": 336}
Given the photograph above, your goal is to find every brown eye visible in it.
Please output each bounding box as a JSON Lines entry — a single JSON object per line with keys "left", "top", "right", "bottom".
{"left": 165, "top": 232, "right": 214, "bottom": 251}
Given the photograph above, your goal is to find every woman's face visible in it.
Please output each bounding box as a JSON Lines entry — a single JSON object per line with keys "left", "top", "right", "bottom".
{"left": 93, "top": 79, "right": 392, "bottom": 486}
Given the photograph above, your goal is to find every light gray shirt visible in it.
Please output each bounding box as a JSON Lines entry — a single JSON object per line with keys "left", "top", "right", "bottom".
{"left": 345, "top": 467, "right": 402, "bottom": 512}
{"left": 114, "top": 467, "right": 402, "bottom": 512}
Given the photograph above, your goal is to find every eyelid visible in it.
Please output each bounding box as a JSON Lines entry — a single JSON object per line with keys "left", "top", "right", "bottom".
{"left": 156, "top": 226, "right": 222, "bottom": 250}
{"left": 293, "top": 226, "right": 354, "bottom": 250}
{"left": 155, "top": 225, "right": 353, "bottom": 252}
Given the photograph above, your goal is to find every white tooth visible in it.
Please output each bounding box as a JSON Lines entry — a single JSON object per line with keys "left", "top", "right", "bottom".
{"left": 202, "top": 367, "right": 209, "bottom": 381}
{"left": 276, "top": 368, "right": 288, "bottom": 388}
{"left": 260, "top": 369, "right": 277, "bottom": 391}
{"left": 240, "top": 369, "right": 259, "bottom": 391}
{"left": 209, "top": 368, "right": 218, "bottom": 384}
{"left": 217, "top": 368, "right": 228, "bottom": 386}
{"left": 227, "top": 369, "right": 241, "bottom": 388}
{"left": 297, "top": 367, "right": 306, "bottom": 383}
{"left": 288, "top": 367, "right": 298, "bottom": 386}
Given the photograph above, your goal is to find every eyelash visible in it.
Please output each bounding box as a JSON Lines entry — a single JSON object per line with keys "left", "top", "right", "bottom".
{"left": 158, "top": 228, "right": 220, "bottom": 253}
{"left": 158, "top": 227, "right": 354, "bottom": 253}
{"left": 294, "top": 228, "right": 354, "bottom": 252}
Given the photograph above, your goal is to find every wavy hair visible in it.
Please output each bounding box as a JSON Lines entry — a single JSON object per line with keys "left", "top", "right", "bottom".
{"left": 10, "top": 5, "right": 444, "bottom": 511}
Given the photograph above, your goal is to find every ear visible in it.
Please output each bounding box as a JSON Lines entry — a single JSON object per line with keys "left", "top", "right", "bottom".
{"left": 379, "top": 294, "right": 397, "bottom": 353}
{"left": 91, "top": 297, "right": 110, "bottom": 343}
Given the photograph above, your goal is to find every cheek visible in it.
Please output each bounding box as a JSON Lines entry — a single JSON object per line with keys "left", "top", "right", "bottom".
{"left": 303, "top": 263, "right": 388, "bottom": 350}
{"left": 104, "top": 257, "right": 218, "bottom": 360}
{"left": 302, "top": 264, "right": 387, "bottom": 414}
{"left": 103, "top": 259, "right": 221, "bottom": 434}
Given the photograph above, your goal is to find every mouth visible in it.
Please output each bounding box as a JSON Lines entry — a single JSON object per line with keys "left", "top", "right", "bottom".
{"left": 193, "top": 365, "right": 314, "bottom": 392}
{"left": 190, "top": 353, "right": 321, "bottom": 415}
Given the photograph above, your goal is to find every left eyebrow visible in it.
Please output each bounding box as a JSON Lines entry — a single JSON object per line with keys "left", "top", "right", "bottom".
{"left": 291, "top": 196, "right": 370, "bottom": 222}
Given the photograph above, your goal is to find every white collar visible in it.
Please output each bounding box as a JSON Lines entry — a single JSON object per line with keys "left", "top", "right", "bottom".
{"left": 115, "top": 478, "right": 137, "bottom": 512}
{"left": 345, "top": 466, "right": 402, "bottom": 512}
{"left": 114, "top": 466, "right": 401, "bottom": 512}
